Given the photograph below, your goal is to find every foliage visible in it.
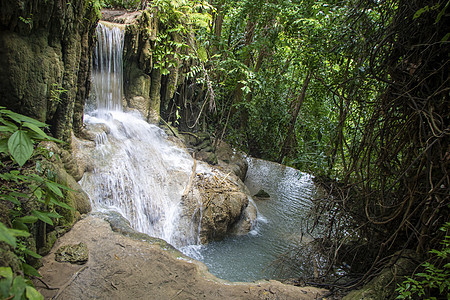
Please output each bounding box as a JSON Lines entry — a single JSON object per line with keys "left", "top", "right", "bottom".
{"left": 396, "top": 223, "right": 450, "bottom": 299}
{"left": 164, "top": 0, "right": 449, "bottom": 293}
{"left": 0, "top": 107, "right": 74, "bottom": 299}
{"left": 100, "top": 0, "right": 141, "bottom": 9}
{"left": 0, "top": 267, "right": 43, "bottom": 300}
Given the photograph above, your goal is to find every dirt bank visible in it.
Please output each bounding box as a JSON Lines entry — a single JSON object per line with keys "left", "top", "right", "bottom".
{"left": 34, "top": 216, "right": 327, "bottom": 299}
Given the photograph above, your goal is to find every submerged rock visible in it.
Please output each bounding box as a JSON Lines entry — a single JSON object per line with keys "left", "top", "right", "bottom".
{"left": 254, "top": 189, "right": 270, "bottom": 198}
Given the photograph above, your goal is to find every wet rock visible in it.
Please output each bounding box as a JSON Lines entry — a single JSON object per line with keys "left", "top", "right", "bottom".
{"left": 55, "top": 242, "right": 88, "bottom": 264}
{"left": 181, "top": 165, "right": 256, "bottom": 243}
{"left": 182, "top": 132, "right": 219, "bottom": 165}
{"left": 230, "top": 199, "right": 258, "bottom": 235}
{"left": 215, "top": 139, "right": 248, "bottom": 182}
{"left": 254, "top": 189, "right": 270, "bottom": 198}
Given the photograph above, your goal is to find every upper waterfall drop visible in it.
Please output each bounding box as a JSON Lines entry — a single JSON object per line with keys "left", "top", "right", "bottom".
{"left": 92, "top": 22, "right": 124, "bottom": 111}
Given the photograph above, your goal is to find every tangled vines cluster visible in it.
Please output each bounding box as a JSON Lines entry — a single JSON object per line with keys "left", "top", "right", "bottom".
{"left": 310, "top": 0, "right": 449, "bottom": 289}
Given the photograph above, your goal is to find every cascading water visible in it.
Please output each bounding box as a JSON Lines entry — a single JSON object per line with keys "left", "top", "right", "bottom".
{"left": 81, "top": 22, "right": 196, "bottom": 246}
{"left": 91, "top": 22, "right": 124, "bottom": 111}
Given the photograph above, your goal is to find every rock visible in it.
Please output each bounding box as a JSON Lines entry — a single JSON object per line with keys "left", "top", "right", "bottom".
{"left": 55, "top": 242, "right": 89, "bottom": 265}
{"left": 181, "top": 165, "right": 256, "bottom": 243}
{"left": 215, "top": 139, "right": 248, "bottom": 181}
{"left": 230, "top": 199, "right": 258, "bottom": 235}
{"left": 343, "top": 250, "right": 419, "bottom": 300}
{"left": 0, "top": 0, "right": 100, "bottom": 141}
{"left": 254, "top": 189, "right": 270, "bottom": 198}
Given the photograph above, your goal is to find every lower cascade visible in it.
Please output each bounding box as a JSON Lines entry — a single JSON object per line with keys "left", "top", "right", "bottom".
{"left": 79, "top": 22, "right": 319, "bottom": 281}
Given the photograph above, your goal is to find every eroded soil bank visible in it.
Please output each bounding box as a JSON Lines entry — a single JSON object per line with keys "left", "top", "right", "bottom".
{"left": 34, "top": 216, "right": 327, "bottom": 299}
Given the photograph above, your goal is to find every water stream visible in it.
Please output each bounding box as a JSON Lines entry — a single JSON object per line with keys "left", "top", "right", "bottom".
{"left": 82, "top": 22, "right": 319, "bottom": 282}
{"left": 184, "top": 158, "right": 319, "bottom": 282}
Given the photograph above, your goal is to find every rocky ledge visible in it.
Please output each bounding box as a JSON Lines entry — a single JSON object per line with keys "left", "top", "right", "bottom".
{"left": 34, "top": 215, "right": 327, "bottom": 299}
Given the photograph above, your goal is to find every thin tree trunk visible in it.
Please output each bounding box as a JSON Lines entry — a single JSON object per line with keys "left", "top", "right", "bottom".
{"left": 277, "top": 72, "right": 312, "bottom": 163}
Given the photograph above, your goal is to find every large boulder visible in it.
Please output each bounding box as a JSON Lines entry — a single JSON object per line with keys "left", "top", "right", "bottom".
{"left": 181, "top": 162, "right": 256, "bottom": 243}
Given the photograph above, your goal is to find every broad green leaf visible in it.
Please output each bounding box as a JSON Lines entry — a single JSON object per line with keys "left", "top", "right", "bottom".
{"left": 0, "top": 117, "right": 18, "bottom": 131}
{"left": 22, "top": 263, "right": 41, "bottom": 277}
{"left": 8, "top": 130, "right": 34, "bottom": 167}
{"left": 0, "top": 267, "right": 13, "bottom": 280}
{"left": 9, "top": 192, "right": 29, "bottom": 198}
{"left": 1, "top": 110, "right": 47, "bottom": 128}
{"left": 26, "top": 286, "right": 44, "bottom": 300}
{"left": 32, "top": 210, "right": 53, "bottom": 226}
{"left": 49, "top": 198, "right": 74, "bottom": 210}
{"left": 45, "top": 181, "right": 63, "bottom": 197}
{"left": 0, "top": 222, "right": 17, "bottom": 247}
{"left": 16, "top": 216, "right": 38, "bottom": 224}
{"left": 413, "top": 6, "right": 429, "bottom": 19}
{"left": 24, "top": 249, "right": 42, "bottom": 259}
{"left": 0, "top": 267, "right": 13, "bottom": 298}
{"left": 0, "top": 126, "right": 16, "bottom": 133}
{"left": 8, "top": 228, "right": 30, "bottom": 238}
{"left": 12, "top": 220, "right": 28, "bottom": 232}
{"left": 22, "top": 122, "right": 50, "bottom": 140}
{"left": 11, "top": 275, "right": 26, "bottom": 299}
{"left": 0, "top": 138, "right": 8, "bottom": 154}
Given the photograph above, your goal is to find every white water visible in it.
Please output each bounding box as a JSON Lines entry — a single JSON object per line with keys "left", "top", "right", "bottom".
{"left": 81, "top": 23, "right": 196, "bottom": 247}
{"left": 91, "top": 22, "right": 124, "bottom": 111}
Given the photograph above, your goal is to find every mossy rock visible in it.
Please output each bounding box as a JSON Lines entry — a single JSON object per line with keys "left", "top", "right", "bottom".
{"left": 55, "top": 242, "right": 89, "bottom": 265}
{"left": 254, "top": 189, "right": 270, "bottom": 198}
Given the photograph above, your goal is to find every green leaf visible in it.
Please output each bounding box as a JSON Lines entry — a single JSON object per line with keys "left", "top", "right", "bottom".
{"left": 49, "top": 198, "right": 74, "bottom": 210}
{"left": 0, "top": 138, "right": 8, "bottom": 154}
{"left": 12, "top": 220, "right": 28, "bottom": 232}
{"left": 0, "top": 267, "right": 13, "bottom": 280}
{"left": 0, "top": 267, "right": 13, "bottom": 298}
{"left": 11, "top": 275, "right": 26, "bottom": 299}
{"left": 441, "top": 32, "right": 450, "bottom": 42}
{"left": 1, "top": 110, "right": 48, "bottom": 128}
{"left": 26, "top": 286, "right": 44, "bottom": 300}
{"left": 198, "top": 46, "right": 208, "bottom": 62}
{"left": 413, "top": 6, "right": 429, "bottom": 19}
{"left": 1, "top": 195, "right": 21, "bottom": 205}
{"left": 32, "top": 210, "right": 53, "bottom": 226}
{"left": 24, "top": 249, "right": 42, "bottom": 259}
{"left": 8, "top": 130, "right": 34, "bottom": 167}
{"left": 22, "top": 122, "right": 50, "bottom": 140}
{"left": 0, "top": 222, "right": 17, "bottom": 247}
{"left": 46, "top": 211, "right": 62, "bottom": 219}
{"left": 16, "top": 216, "right": 38, "bottom": 224}
{"left": 22, "top": 263, "right": 41, "bottom": 277}
{"left": 45, "top": 181, "right": 63, "bottom": 197}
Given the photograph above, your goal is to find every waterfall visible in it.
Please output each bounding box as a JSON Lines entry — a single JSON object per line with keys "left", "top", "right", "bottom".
{"left": 81, "top": 22, "right": 196, "bottom": 247}
{"left": 92, "top": 22, "right": 124, "bottom": 111}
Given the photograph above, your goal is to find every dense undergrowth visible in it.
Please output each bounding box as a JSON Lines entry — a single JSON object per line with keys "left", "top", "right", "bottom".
{"left": 0, "top": 108, "right": 74, "bottom": 299}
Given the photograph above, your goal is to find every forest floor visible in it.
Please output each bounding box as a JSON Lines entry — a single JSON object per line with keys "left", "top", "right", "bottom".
{"left": 34, "top": 216, "right": 327, "bottom": 299}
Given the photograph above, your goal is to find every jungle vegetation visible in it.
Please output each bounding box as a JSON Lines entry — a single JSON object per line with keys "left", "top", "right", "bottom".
{"left": 0, "top": 0, "right": 448, "bottom": 298}
{"left": 142, "top": 0, "right": 449, "bottom": 297}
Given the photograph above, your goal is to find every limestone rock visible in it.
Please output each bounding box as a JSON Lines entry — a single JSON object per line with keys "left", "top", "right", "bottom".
{"left": 55, "top": 242, "right": 89, "bottom": 264}
{"left": 215, "top": 139, "right": 248, "bottom": 181}
{"left": 181, "top": 165, "right": 256, "bottom": 243}
{"left": 0, "top": 0, "right": 100, "bottom": 141}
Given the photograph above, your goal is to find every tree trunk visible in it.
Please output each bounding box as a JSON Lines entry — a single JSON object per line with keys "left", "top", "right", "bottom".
{"left": 277, "top": 72, "right": 311, "bottom": 163}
